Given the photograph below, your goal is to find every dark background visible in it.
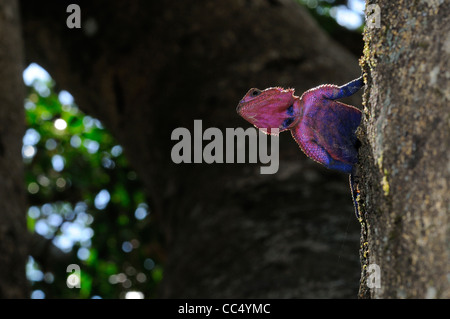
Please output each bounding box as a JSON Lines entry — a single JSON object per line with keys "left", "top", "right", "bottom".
{"left": 8, "top": 0, "right": 365, "bottom": 298}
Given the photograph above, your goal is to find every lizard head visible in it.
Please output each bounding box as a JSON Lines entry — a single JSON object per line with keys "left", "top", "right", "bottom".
{"left": 236, "top": 87, "right": 298, "bottom": 135}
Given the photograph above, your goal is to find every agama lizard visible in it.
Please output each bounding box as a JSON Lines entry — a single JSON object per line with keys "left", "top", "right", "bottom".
{"left": 236, "top": 77, "right": 364, "bottom": 219}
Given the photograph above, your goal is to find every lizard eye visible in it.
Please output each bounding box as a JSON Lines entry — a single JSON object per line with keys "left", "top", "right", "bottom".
{"left": 251, "top": 89, "right": 261, "bottom": 97}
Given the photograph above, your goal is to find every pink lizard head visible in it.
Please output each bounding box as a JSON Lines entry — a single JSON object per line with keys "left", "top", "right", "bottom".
{"left": 236, "top": 87, "right": 298, "bottom": 135}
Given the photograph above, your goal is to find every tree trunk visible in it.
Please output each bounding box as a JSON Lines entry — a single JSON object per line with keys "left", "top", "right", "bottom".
{"left": 0, "top": 0, "right": 29, "bottom": 298}
{"left": 358, "top": 1, "right": 449, "bottom": 298}
{"left": 18, "top": 0, "right": 364, "bottom": 298}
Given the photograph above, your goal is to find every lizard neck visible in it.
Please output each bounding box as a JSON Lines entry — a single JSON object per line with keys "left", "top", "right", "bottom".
{"left": 291, "top": 96, "right": 304, "bottom": 126}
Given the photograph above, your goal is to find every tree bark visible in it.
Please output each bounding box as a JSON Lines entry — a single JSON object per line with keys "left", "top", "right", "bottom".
{"left": 358, "top": 1, "right": 449, "bottom": 298}
{"left": 0, "top": 0, "right": 29, "bottom": 298}
{"left": 18, "top": 0, "right": 364, "bottom": 297}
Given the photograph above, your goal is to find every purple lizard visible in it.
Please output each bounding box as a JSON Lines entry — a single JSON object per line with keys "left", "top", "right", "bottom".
{"left": 236, "top": 77, "right": 364, "bottom": 219}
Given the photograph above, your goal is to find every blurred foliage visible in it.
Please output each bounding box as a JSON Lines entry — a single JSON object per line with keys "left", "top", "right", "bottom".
{"left": 297, "top": 0, "right": 364, "bottom": 32}
{"left": 297, "top": 0, "right": 365, "bottom": 57}
{"left": 24, "top": 67, "right": 164, "bottom": 299}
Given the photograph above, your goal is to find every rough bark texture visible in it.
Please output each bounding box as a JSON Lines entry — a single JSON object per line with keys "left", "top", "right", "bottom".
{"left": 358, "top": 1, "right": 449, "bottom": 298}
{"left": 0, "top": 0, "right": 29, "bottom": 298}
{"left": 18, "top": 0, "right": 364, "bottom": 298}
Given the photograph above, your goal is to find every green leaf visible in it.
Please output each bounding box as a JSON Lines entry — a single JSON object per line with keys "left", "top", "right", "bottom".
{"left": 80, "top": 271, "right": 92, "bottom": 298}
{"left": 26, "top": 215, "right": 36, "bottom": 232}
{"left": 151, "top": 266, "right": 163, "bottom": 283}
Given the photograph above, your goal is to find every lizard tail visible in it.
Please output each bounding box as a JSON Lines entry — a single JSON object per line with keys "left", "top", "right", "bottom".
{"left": 349, "top": 171, "right": 361, "bottom": 220}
